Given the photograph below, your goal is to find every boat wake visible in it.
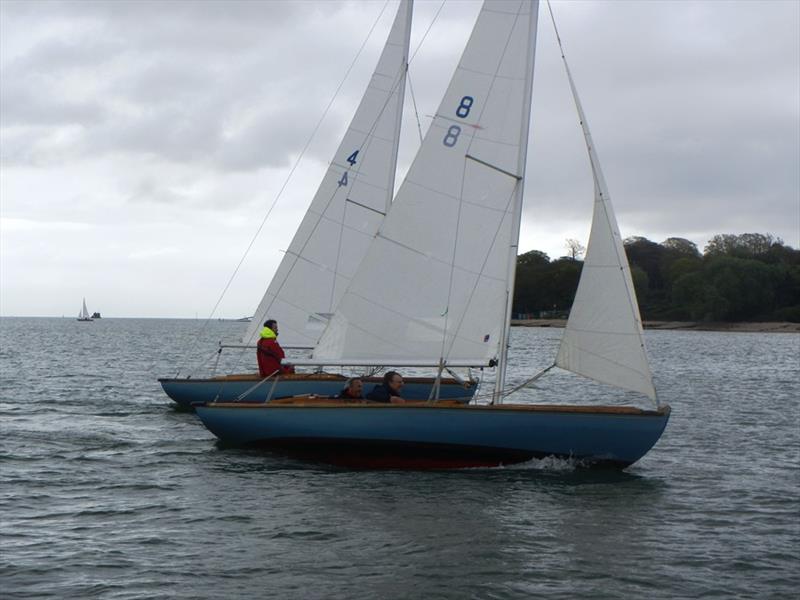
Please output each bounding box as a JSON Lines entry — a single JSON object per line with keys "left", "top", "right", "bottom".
{"left": 505, "top": 455, "right": 583, "bottom": 472}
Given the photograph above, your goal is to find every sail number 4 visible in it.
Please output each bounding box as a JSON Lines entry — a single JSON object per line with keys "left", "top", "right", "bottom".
{"left": 338, "top": 150, "right": 360, "bottom": 186}
{"left": 443, "top": 96, "right": 474, "bottom": 148}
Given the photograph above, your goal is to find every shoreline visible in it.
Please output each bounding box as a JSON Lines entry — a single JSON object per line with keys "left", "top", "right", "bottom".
{"left": 510, "top": 319, "right": 800, "bottom": 333}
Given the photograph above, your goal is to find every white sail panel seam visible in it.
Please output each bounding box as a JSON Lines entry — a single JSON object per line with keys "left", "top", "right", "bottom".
{"left": 443, "top": 182, "right": 519, "bottom": 361}
{"left": 482, "top": 6, "right": 533, "bottom": 16}
{"left": 303, "top": 209, "right": 384, "bottom": 239}
{"left": 404, "top": 179, "right": 512, "bottom": 215}
{"left": 337, "top": 293, "right": 442, "bottom": 355}
{"left": 345, "top": 128, "right": 396, "bottom": 144}
{"left": 557, "top": 344, "right": 651, "bottom": 378}
{"left": 457, "top": 65, "right": 526, "bottom": 81}
{"left": 341, "top": 290, "right": 492, "bottom": 363}
{"left": 375, "top": 232, "right": 507, "bottom": 282}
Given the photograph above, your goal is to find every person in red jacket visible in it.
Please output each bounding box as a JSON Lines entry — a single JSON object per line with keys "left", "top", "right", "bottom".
{"left": 256, "top": 319, "right": 294, "bottom": 377}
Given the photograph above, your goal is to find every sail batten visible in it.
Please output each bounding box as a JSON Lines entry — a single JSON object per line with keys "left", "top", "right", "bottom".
{"left": 243, "top": 0, "right": 413, "bottom": 347}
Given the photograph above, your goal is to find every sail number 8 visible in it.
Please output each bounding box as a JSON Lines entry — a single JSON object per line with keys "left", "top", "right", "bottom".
{"left": 456, "top": 96, "right": 473, "bottom": 118}
{"left": 443, "top": 96, "right": 474, "bottom": 148}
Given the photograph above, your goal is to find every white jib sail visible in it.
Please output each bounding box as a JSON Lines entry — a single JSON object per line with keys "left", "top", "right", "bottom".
{"left": 314, "top": 0, "right": 539, "bottom": 364}
{"left": 81, "top": 298, "right": 90, "bottom": 319}
{"left": 553, "top": 17, "right": 657, "bottom": 401}
{"left": 243, "top": 0, "right": 413, "bottom": 347}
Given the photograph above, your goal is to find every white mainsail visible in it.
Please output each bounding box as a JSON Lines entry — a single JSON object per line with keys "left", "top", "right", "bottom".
{"left": 552, "top": 10, "right": 657, "bottom": 402}
{"left": 314, "top": 0, "right": 539, "bottom": 364}
{"left": 243, "top": 0, "right": 413, "bottom": 347}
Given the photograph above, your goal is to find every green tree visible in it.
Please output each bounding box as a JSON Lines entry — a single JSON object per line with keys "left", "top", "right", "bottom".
{"left": 672, "top": 272, "right": 726, "bottom": 320}
{"left": 704, "top": 256, "right": 775, "bottom": 320}
{"left": 662, "top": 237, "right": 701, "bottom": 258}
{"left": 704, "top": 233, "right": 782, "bottom": 258}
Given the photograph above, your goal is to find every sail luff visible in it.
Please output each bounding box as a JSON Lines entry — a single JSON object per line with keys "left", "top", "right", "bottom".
{"left": 549, "top": 4, "right": 657, "bottom": 403}
{"left": 242, "top": 0, "right": 413, "bottom": 347}
{"left": 494, "top": 0, "right": 540, "bottom": 402}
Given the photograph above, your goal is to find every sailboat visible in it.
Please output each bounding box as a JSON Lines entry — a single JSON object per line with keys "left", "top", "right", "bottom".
{"left": 195, "top": 0, "right": 671, "bottom": 469}
{"left": 159, "top": 0, "right": 476, "bottom": 408}
{"left": 77, "top": 298, "right": 93, "bottom": 322}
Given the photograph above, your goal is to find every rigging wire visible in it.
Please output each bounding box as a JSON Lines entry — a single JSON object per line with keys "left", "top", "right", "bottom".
{"left": 410, "top": 0, "right": 447, "bottom": 63}
{"left": 406, "top": 70, "right": 425, "bottom": 145}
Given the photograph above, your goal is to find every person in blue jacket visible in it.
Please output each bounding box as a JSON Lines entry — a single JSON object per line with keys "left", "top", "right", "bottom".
{"left": 366, "top": 371, "right": 406, "bottom": 403}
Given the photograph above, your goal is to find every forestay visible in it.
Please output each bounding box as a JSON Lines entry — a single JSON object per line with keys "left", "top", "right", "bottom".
{"left": 244, "top": 0, "right": 413, "bottom": 347}
{"left": 314, "top": 1, "right": 539, "bottom": 364}
{"left": 552, "top": 9, "right": 657, "bottom": 402}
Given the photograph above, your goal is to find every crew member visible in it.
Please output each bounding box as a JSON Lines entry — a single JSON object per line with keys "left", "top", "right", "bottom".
{"left": 256, "top": 319, "right": 294, "bottom": 377}
{"left": 366, "top": 371, "right": 405, "bottom": 403}
{"left": 337, "top": 377, "right": 364, "bottom": 400}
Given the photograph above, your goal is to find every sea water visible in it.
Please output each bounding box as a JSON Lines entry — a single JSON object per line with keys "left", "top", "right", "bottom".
{"left": 1, "top": 317, "right": 798, "bottom": 599}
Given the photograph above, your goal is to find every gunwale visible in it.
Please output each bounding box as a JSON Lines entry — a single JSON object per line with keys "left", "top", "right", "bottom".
{"left": 202, "top": 399, "right": 671, "bottom": 417}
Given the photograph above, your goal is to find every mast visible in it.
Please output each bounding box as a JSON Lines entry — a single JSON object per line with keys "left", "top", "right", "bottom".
{"left": 494, "top": 0, "right": 540, "bottom": 403}
{"left": 385, "top": 0, "right": 413, "bottom": 214}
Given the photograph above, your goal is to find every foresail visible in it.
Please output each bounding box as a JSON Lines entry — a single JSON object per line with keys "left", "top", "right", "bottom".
{"left": 553, "top": 14, "right": 656, "bottom": 401}
{"left": 314, "top": 1, "right": 539, "bottom": 364}
{"left": 243, "top": 0, "right": 412, "bottom": 347}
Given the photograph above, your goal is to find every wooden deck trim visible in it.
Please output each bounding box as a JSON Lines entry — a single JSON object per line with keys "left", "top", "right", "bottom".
{"left": 165, "top": 374, "right": 471, "bottom": 386}
{"left": 204, "top": 400, "right": 671, "bottom": 417}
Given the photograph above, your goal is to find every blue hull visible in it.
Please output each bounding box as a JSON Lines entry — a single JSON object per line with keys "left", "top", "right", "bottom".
{"left": 160, "top": 376, "right": 475, "bottom": 408}
{"left": 194, "top": 402, "right": 671, "bottom": 469}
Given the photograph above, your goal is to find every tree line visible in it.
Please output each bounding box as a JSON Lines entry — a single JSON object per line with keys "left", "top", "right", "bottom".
{"left": 513, "top": 233, "right": 800, "bottom": 323}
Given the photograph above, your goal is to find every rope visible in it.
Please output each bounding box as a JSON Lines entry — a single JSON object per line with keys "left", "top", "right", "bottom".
{"left": 234, "top": 370, "right": 279, "bottom": 402}
{"left": 499, "top": 363, "right": 556, "bottom": 399}
{"left": 410, "top": 0, "right": 447, "bottom": 63}
{"left": 406, "top": 69, "right": 425, "bottom": 144}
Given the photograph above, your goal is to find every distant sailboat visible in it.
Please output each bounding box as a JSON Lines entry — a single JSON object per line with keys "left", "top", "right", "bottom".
{"left": 194, "top": 0, "right": 670, "bottom": 469}
{"left": 77, "top": 298, "right": 93, "bottom": 322}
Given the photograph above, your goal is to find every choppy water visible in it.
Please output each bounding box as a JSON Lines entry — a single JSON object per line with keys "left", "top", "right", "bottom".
{"left": 1, "top": 317, "right": 798, "bottom": 599}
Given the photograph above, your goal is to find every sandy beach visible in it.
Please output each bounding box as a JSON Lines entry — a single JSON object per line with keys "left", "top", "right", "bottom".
{"left": 510, "top": 319, "right": 800, "bottom": 333}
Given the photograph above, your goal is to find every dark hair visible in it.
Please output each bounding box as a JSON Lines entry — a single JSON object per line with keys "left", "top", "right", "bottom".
{"left": 264, "top": 319, "right": 277, "bottom": 330}
{"left": 383, "top": 371, "right": 401, "bottom": 385}
{"left": 346, "top": 377, "right": 362, "bottom": 387}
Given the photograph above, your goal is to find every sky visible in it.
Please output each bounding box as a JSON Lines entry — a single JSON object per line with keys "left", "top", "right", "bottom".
{"left": 1, "top": 0, "right": 798, "bottom": 318}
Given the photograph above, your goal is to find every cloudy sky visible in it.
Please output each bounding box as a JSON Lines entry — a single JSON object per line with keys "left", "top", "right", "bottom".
{"left": 1, "top": 0, "right": 798, "bottom": 318}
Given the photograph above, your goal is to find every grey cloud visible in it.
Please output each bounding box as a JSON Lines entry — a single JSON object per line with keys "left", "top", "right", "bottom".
{"left": 127, "top": 177, "right": 190, "bottom": 205}
{"left": 0, "top": 82, "right": 105, "bottom": 127}
{"left": 0, "top": 0, "right": 388, "bottom": 172}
